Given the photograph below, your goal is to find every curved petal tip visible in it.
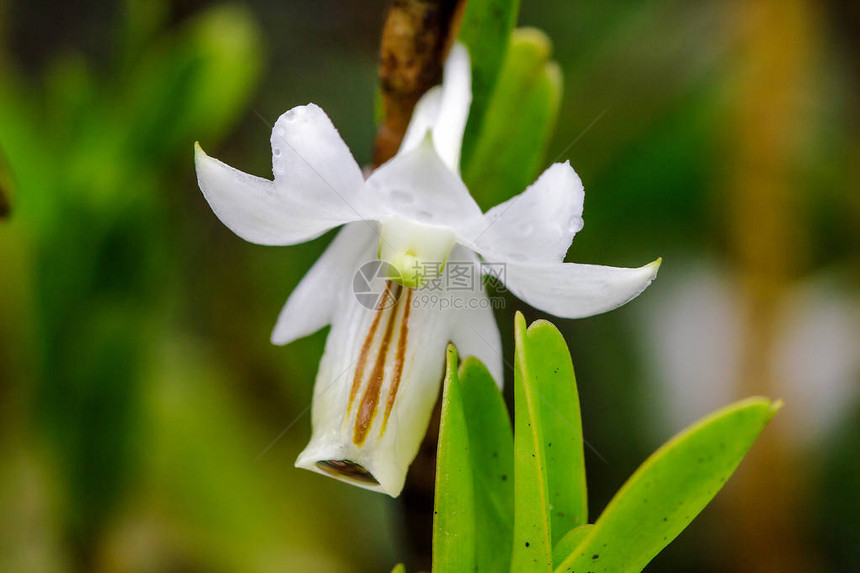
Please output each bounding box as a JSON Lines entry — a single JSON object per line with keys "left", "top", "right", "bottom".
{"left": 647, "top": 257, "right": 663, "bottom": 282}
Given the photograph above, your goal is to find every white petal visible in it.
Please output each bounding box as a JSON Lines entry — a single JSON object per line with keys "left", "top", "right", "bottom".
{"left": 396, "top": 42, "right": 471, "bottom": 172}
{"left": 195, "top": 143, "right": 362, "bottom": 246}
{"left": 271, "top": 222, "right": 380, "bottom": 346}
{"left": 448, "top": 293, "right": 504, "bottom": 387}
{"left": 493, "top": 259, "right": 662, "bottom": 319}
{"left": 296, "top": 270, "right": 457, "bottom": 497}
{"left": 398, "top": 86, "right": 443, "bottom": 157}
{"left": 432, "top": 42, "right": 471, "bottom": 171}
{"left": 473, "top": 162, "right": 584, "bottom": 263}
{"left": 270, "top": 104, "right": 365, "bottom": 202}
{"left": 363, "top": 136, "right": 483, "bottom": 233}
{"left": 195, "top": 103, "right": 376, "bottom": 246}
{"left": 446, "top": 248, "right": 505, "bottom": 388}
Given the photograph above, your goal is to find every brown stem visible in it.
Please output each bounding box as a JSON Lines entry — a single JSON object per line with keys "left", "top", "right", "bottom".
{"left": 373, "top": 0, "right": 465, "bottom": 167}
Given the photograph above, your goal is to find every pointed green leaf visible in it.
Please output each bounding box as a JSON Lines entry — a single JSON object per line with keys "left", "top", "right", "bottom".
{"left": 555, "top": 398, "right": 782, "bottom": 573}
{"left": 390, "top": 564, "right": 406, "bottom": 573}
{"left": 463, "top": 28, "right": 562, "bottom": 210}
{"left": 433, "top": 345, "right": 476, "bottom": 572}
{"left": 459, "top": 357, "right": 514, "bottom": 571}
{"left": 524, "top": 320, "right": 589, "bottom": 540}
{"left": 552, "top": 525, "right": 594, "bottom": 566}
{"left": 511, "top": 313, "right": 589, "bottom": 572}
{"left": 457, "top": 0, "right": 519, "bottom": 167}
{"left": 434, "top": 349, "right": 515, "bottom": 572}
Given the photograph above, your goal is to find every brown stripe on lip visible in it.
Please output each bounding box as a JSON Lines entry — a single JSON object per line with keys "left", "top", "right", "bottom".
{"left": 381, "top": 287, "right": 412, "bottom": 435}
{"left": 353, "top": 284, "right": 402, "bottom": 446}
{"left": 348, "top": 281, "right": 394, "bottom": 413}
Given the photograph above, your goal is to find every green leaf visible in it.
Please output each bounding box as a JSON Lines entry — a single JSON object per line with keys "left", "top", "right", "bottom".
{"left": 463, "top": 28, "right": 562, "bottom": 210}
{"left": 390, "top": 564, "right": 406, "bottom": 573}
{"left": 511, "top": 313, "right": 588, "bottom": 572}
{"left": 511, "top": 312, "right": 552, "bottom": 572}
{"left": 459, "top": 357, "right": 514, "bottom": 571}
{"left": 457, "top": 0, "right": 519, "bottom": 167}
{"left": 433, "top": 345, "right": 476, "bottom": 572}
{"left": 554, "top": 398, "right": 782, "bottom": 573}
{"left": 526, "top": 319, "right": 589, "bottom": 539}
{"left": 552, "top": 525, "right": 594, "bottom": 566}
{"left": 434, "top": 349, "right": 516, "bottom": 572}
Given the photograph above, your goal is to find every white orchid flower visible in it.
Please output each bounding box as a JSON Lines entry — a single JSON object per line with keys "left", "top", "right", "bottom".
{"left": 194, "top": 43, "right": 660, "bottom": 497}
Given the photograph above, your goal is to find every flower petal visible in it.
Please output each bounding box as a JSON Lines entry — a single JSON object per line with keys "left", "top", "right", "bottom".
{"left": 195, "top": 104, "right": 373, "bottom": 246}
{"left": 445, "top": 247, "right": 505, "bottom": 387}
{"left": 195, "top": 144, "right": 360, "bottom": 245}
{"left": 271, "top": 222, "right": 380, "bottom": 346}
{"left": 396, "top": 42, "right": 471, "bottom": 172}
{"left": 270, "top": 104, "right": 365, "bottom": 201}
{"left": 432, "top": 42, "right": 471, "bottom": 172}
{"left": 492, "top": 259, "right": 662, "bottom": 319}
{"left": 363, "top": 136, "right": 483, "bottom": 232}
{"left": 398, "top": 86, "right": 443, "bottom": 157}
{"left": 472, "top": 161, "right": 584, "bottom": 263}
{"left": 296, "top": 268, "right": 458, "bottom": 496}
{"left": 448, "top": 290, "right": 504, "bottom": 387}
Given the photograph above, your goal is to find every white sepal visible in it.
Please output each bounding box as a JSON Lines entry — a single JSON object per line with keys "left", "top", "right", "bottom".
{"left": 270, "top": 104, "right": 365, "bottom": 206}
{"left": 475, "top": 161, "right": 585, "bottom": 263}
{"left": 432, "top": 42, "right": 471, "bottom": 172}
{"left": 195, "top": 103, "right": 371, "bottom": 246}
{"left": 395, "top": 42, "right": 471, "bottom": 173}
{"left": 398, "top": 86, "right": 443, "bottom": 158}
{"left": 364, "top": 135, "right": 483, "bottom": 231}
{"left": 492, "top": 259, "right": 662, "bottom": 319}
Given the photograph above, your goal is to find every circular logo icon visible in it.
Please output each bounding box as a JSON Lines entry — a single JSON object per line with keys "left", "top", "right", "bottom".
{"left": 353, "top": 260, "right": 402, "bottom": 310}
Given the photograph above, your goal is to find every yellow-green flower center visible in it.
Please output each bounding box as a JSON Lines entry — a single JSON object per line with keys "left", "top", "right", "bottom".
{"left": 378, "top": 216, "right": 456, "bottom": 288}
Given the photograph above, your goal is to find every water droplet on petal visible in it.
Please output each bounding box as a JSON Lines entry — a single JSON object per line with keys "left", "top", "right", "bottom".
{"left": 390, "top": 189, "right": 414, "bottom": 206}
{"left": 567, "top": 215, "right": 583, "bottom": 233}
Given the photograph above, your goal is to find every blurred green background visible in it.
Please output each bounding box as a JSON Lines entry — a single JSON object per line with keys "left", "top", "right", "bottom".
{"left": 0, "top": 0, "right": 858, "bottom": 571}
